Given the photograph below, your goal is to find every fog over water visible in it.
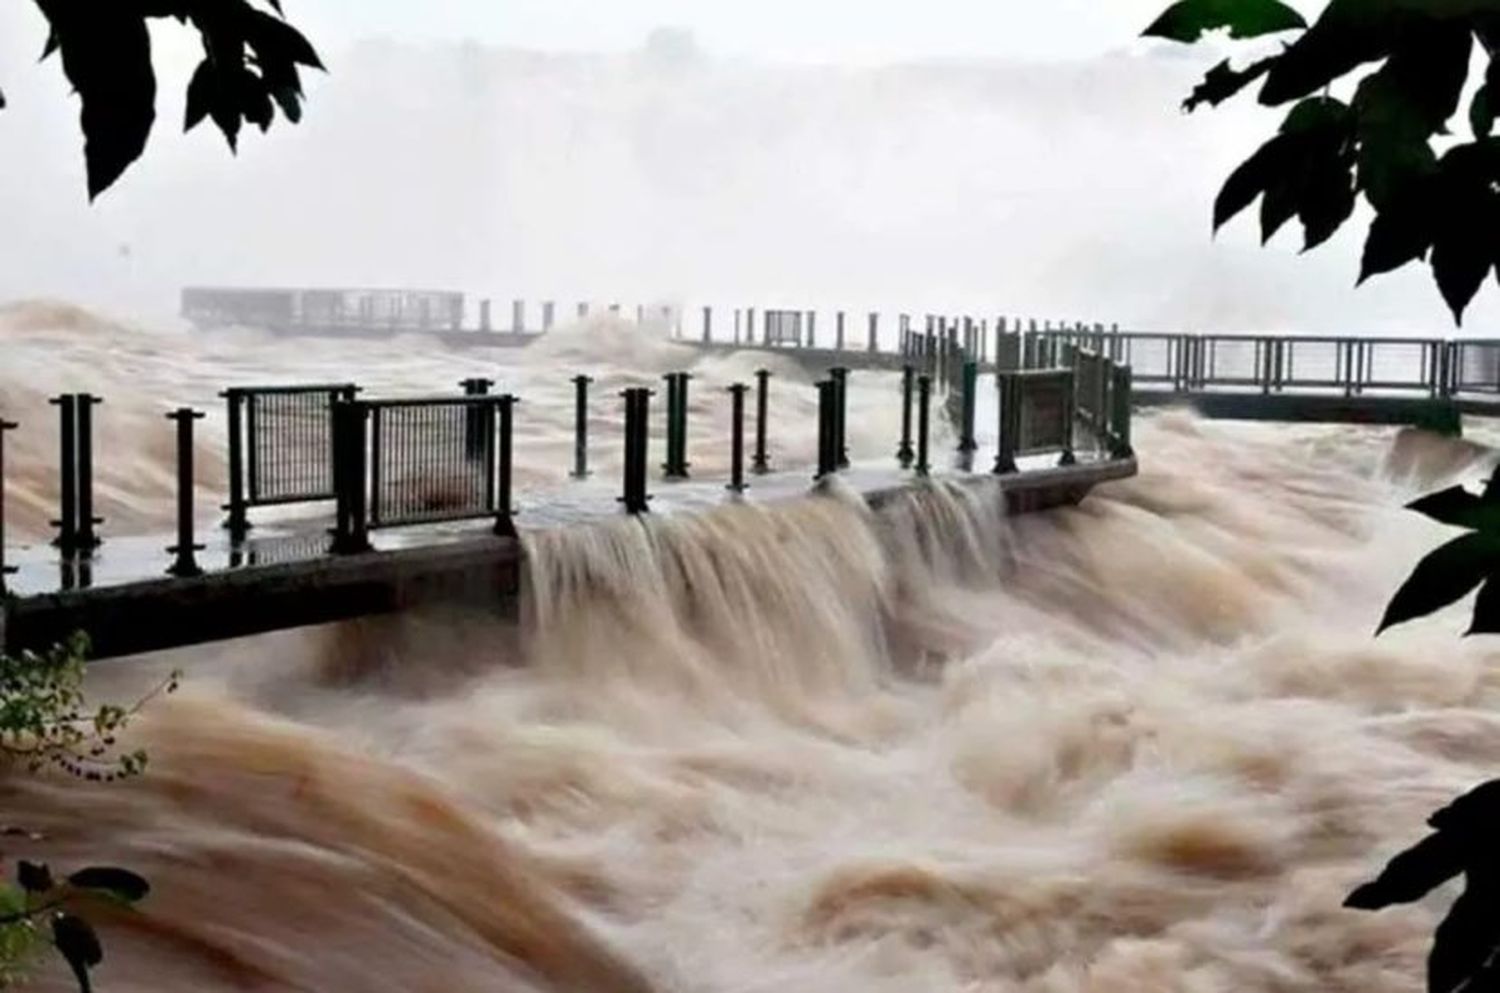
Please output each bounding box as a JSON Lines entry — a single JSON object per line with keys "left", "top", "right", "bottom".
{"left": 4, "top": 4, "right": 1500, "bottom": 992}
{"left": 2, "top": 4, "right": 1495, "bottom": 332}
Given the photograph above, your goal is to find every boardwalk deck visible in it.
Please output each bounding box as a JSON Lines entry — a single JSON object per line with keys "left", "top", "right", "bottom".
{"left": 0, "top": 455, "right": 1136, "bottom": 662}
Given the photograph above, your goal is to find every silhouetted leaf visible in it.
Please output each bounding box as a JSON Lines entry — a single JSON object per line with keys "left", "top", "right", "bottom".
{"left": 1472, "top": 85, "right": 1494, "bottom": 139}
{"left": 1215, "top": 140, "right": 1284, "bottom": 231}
{"left": 18, "top": 860, "right": 54, "bottom": 894}
{"left": 1359, "top": 193, "right": 1433, "bottom": 283}
{"left": 41, "top": 5, "right": 160, "bottom": 199}
{"left": 1378, "top": 532, "right": 1500, "bottom": 633}
{"left": 1467, "top": 576, "right": 1500, "bottom": 635}
{"left": 269, "top": 83, "right": 302, "bottom": 123}
{"left": 1432, "top": 222, "right": 1496, "bottom": 327}
{"left": 51, "top": 913, "right": 102, "bottom": 993}
{"left": 1185, "top": 57, "right": 1276, "bottom": 112}
{"left": 1407, "top": 486, "right": 1500, "bottom": 532}
{"left": 1429, "top": 779, "right": 1500, "bottom": 835}
{"left": 1260, "top": 178, "right": 1299, "bottom": 244}
{"left": 1353, "top": 47, "right": 1449, "bottom": 210}
{"left": 1380, "top": 21, "right": 1473, "bottom": 135}
{"left": 1144, "top": 0, "right": 1306, "bottom": 42}
{"left": 1425, "top": 141, "right": 1500, "bottom": 323}
{"left": 184, "top": 59, "right": 213, "bottom": 131}
{"left": 239, "top": 69, "right": 274, "bottom": 131}
{"left": 1345, "top": 832, "right": 1466, "bottom": 909}
{"left": 1300, "top": 160, "right": 1357, "bottom": 250}
{"left": 1430, "top": 889, "right": 1500, "bottom": 993}
{"left": 0, "top": 85, "right": 6, "bottom": 111}
{"left": 244, "top": 9, "right": 324, "bottom": 71}
{"left": 67, "top": 868, "right": 150, "bottom": 904}
{"left": 1260, "top": 1, "right": 1393, "bottom": 106}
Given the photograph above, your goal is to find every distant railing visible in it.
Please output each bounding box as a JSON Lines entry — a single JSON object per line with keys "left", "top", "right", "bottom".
{"left": 764, "top": 310, "right": 805, "bottom": 347}
{"left": 223, "top": 384, "right": 359, "bottom": 536}
{"left": 185, "top": 287, "right": 464, "bottom": 333}
{"left": 1030, "top": 330, "right": 1491, "bottom": 399}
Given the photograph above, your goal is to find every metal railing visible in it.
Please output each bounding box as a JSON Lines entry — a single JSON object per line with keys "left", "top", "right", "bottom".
{"left": 1028, "top": 331, "right": 1477, "bottom": 399}
{"left": 1451, "top": 340, "right": 1500, "bottom": 394}
{"left": 332, "top": 393, "right": 518, "bottom": 553}
{"left": 224, "top": 384, "right": 359, "bottom": 536}
{"left": 995, "top": 370, "right": 1075, "bottom": 474}
{"left": 764, "top": 310, "right": 804, "bottom": 347}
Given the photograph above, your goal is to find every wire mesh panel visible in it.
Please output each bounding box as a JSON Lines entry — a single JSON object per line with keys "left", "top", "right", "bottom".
{"left": 245, "top": 387, "right": 354, "bottom": 504}
{"left": 1001, "top": 370, "right": 1075, "bottom": 459}
{"left": 1075, "top": 349, "right": 1107, "bottom": 423}
{"left": 369, "top": 398, "right": 500, "bottom": 528}
{"left": 1454, "top": 341, "right": 1500, "bottom": 393}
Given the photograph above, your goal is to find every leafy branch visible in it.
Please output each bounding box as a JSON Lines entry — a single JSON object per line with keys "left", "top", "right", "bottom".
{"left": 1, "top": 633, "right": 179, "bottom": 781}
{"left": 1, "top": 1, "right": 323, "bottom": 199}
{"left": 1146, "top": 0, "right": 1500, "bottom": 324}
{"left": 0, "top": 859, "right": 152, "bottom": 993}
{"left": 1, "top": 634, "right": 178, "bottom": 990}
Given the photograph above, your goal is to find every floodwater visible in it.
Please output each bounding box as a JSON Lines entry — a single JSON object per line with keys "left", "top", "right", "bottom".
{"left": 2, "top": 299, "right": 1497, "bottom": 993}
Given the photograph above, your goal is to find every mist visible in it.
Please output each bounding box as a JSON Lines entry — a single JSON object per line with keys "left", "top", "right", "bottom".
{"left": 1, "top": 15, "right": 1488, "bottom": 339}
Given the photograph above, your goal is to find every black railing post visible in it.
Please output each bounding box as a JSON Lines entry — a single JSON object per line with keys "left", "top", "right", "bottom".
{"left": 0, "top": 418, "right": 15, "bottom": 595}
{"left": 460, "top": 377, "right": 494, "bottom": 462}
{"left": 76, "top": 395, "right": 102, "bottom": 553}
{"left": 915, "top": 375, "right": 932, "bottom": 478}
{"left": 829, "top": 367, "right": 850, "bottom": 468}
{"left": 868, "top": 312, "right": 879, "bottom": 353}
{"left": 753, "top": 369, "right": 772, "bottom": 474}
{"left": 1111, "top": 364, "right": 1134, "bottom": 459}
{"left": 836, "top": 311, "right": 846, "bottom": 351}
{"left": 331, "top": 399, "right": 371, "bottom": 554}
{"left": 166, "top": 407, "right": 207, "bottom": 578}
{"left": 898, "top": 365, "right": 916, "bottom": 469}
{"left": 661, "top": 373, "right": 679, "bottom": 476}
{"left": 816, "top": 381, "right": 838, "bottom": 480}
{"left": 572, "top": 375, "right": 593, "bottom": 479}
{"left": 50, "top": 394, "right": 78, "bottom": 555}
{"left": 620, "top": 387, "right": 653, "bottom": 514}
{"left": 994, "top": 373, "right": 1018, "bottom": 475}
{"left": 727, "top": 384, "right": 748, "bottom": 493}
{"left": 703, "top": 306, "right": 713, "bottom": 344}
{"left": 662, "top": 372, "right": 692, "bottom": 479}
{"left": 495, "top": 395, "right": 519, "bottom": 537}
{"left": 958, "top": 360, "right": 979, "bottom": 454}
{"left": 807, "top": 311, "right": 817, "bottom": 349}
{"left": 746, "top": 307, "right": 756, "bottom": 345}
{"left": 222, "top": 389, "right": 250, "bottom": 539}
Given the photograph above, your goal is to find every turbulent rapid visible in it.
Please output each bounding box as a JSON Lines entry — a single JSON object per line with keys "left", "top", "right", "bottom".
{"left": 3, "top": 300, "right": 1499, "bottom": 993}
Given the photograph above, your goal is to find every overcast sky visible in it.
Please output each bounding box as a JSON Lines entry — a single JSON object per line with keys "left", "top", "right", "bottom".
{"left": 8, "top": 0, "right": 1482, "bottom": 333}
{"left": 289, "top": 0, "right": 1171, "bottom": 63}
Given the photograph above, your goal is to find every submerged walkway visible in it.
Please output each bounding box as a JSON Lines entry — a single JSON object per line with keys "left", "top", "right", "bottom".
{"left": 1, "top": 450, "right": 1135, "bottom": 662}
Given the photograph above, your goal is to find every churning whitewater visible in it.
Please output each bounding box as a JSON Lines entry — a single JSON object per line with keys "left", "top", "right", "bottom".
{"left": 3, "top": 301, "right": 1499, "bottom": 993}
